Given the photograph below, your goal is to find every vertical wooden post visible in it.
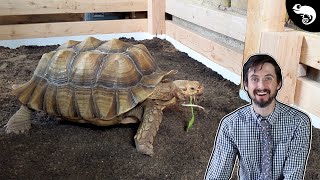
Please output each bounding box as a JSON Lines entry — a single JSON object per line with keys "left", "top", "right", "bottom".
{"left": 243, "top": 0, "right": 287, "bottom": 61}
{"left": 240, "top": 0, "right": 287, "bottom": 95}
{"left": 148, "top": 0, "right": 165, "bottom": 35}
{"left": 260, "top": 31, "right": 303, "bottom": 105}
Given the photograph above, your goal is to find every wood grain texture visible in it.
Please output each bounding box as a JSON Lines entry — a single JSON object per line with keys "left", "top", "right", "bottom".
{"left": 243, "top": 0, "right": 286, "bottom": 60}
{"left": 0, "top": 19, "right": 147, "bottom": 40}
{"left": 166, "top": 0, "right": 247, "bottom": 42}
{"left": 166, "top": 21, "right": 243, "bottom": 75}
{"left": 260, "top": 31, "right": 303, "bottom": 105}
{"left": 148, "top": 0, "right": 165, "bottom": 35}
{"left": 300, "top": 33, "right": 320, "bottom": 70}
{"left": 295, "top": 77, "right": 320, "bottom": 117}
{"left": 0, "top": 0, "right": 147, "bottom": 16}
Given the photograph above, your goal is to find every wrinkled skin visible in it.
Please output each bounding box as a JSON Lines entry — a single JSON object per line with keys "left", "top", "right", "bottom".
{"left": 134, "top": 80, "right": 204, "bottom": 156}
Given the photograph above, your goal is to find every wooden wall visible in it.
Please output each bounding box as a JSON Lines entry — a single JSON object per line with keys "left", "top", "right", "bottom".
{"left": 0, "top": 0, "right": 319, "bottom": 119}
{"left": 164, "top": 0, "right": 320, "bottom": 119}
{"left": 0, "top": 0, "right": 148, "bottom": 39}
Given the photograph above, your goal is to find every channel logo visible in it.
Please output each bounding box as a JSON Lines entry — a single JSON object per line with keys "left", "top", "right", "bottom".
{"left": 286, "top": 0, "right": 320, "bottom": 32}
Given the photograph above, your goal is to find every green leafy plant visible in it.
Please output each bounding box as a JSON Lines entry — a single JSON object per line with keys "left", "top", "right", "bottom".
{"left": 182, "top": 97, "right": 205, "bottom": 132}
{"left": 186, "top": 96, "right": 195, "bottom": 132}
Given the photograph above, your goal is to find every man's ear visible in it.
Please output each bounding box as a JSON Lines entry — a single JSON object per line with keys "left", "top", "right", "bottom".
{"left": 277, "top": 81, "right": 282, "bottom": 90}
{"left": 244, "top": 82, "right": 248, "bottom": 91}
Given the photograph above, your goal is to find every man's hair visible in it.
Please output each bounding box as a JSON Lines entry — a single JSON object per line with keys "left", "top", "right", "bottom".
{"left": 242, "top": 54, "right": 282, "bottom": 85}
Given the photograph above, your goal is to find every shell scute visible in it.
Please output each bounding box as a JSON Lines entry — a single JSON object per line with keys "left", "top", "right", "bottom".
{"left": 46, "top": 49, "right": 76, "bottom": 84}
{"left": 71, "top": 51, "right": 104, "bottom": 86}
{"left": 96, "top": 38, "right": 130, "bottom": 53}
{"left": 33, "top": 51, "right": 55, "bottom": 77}
{"left": 57, "top": 84, "right": 78, "bottom": 119}
{"left": 126, "top": 46, "right": 157, "bottom": 75}
{"left": 57, "top": 40, "right": 81, "bottom": 50}
{"left": 44, "top": 84, "right": 59, "bottom": 116}
{"left": 74, "top": 37, "right": 103, "bottom": 52}
{"left": 131, "top": 85, "right": 155, "bottom": 103}
{"left": 75, "top": 87, "right": 96, "bottom": 120}
{"left": 28, "top": 78, "right": 48, "bottom": 111}
{"left": 118, "top": 89, "right": 137, "bottom": 115}
{"left": 97, "top": 53, "right": 142, "bottom": 88}
{"left": 93, "top": 87, "right": 117, "bottom": 118}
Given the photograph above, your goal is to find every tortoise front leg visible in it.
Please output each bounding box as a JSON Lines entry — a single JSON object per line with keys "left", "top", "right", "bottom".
{"left": 134, "top": 101, "right": 163, "bottom": 156}
{"left": 5, "top": 105, "right": 32, "bottom": 133}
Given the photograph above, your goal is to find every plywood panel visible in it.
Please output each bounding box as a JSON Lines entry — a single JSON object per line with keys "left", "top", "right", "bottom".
{"left": 166, "top": 0, "right": 247, "bottom": 42}
{"left": 0, "top": 0, "right": 147, "bottom": 16}
{"left": 148, "top": 0, "right": 165, "bottom": 35}
{"left": 260, "top": 31, "right": 303, "bottom": 105}
{"left": 0, "top": 19, "right": 147, "bottom": 40}
{"left": 300, "top": 33, "right": 320, "bottom": 70}
{"left": 295, "top": 77, "right": 320, "bottom": 117}
{"left": 166, "top": 21, "right": 243, "bottom": 75}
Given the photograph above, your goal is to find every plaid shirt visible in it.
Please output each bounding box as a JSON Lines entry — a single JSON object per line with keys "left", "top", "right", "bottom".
{"left": 204, "top": 101, "right": 311, "bottom": 180}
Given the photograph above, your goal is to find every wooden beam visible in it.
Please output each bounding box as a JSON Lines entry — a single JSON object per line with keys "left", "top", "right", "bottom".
{"left": 300, "top": 32, "right": 320, "bottom": 70}
{"left": 295, "top": 77, "right": 320, "bottom": 117}
{"left": 0, "top": 0, "right": 148, "bottom": 16}
{"left": 260, "top": 31, "right": 303, "bottom": 105}
{"left": 243, "top": 0, "right": 286, "bottom": 60}
{"left": 148, "top": 0, "right": 165, "bottom": 35}
{"left": 166, "top": 21, "right": 243, "bottom": 75}
{"left": 0, "top": 19, "right": 147, "bottom": 40}
{"left": 0, "top": 14, "right": 84, "bottom": 25}
{"left": 165, "top": 0, "right": 247, "bottom": 42}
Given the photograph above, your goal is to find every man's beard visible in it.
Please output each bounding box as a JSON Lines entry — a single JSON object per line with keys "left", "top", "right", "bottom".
{"left": 249, "top": 89, "right": 278, "bottom": 108}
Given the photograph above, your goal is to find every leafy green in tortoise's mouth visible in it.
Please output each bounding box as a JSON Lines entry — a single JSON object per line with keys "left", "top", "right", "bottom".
{"left": 180, "top": 96, "right": 204, "bottom": 110}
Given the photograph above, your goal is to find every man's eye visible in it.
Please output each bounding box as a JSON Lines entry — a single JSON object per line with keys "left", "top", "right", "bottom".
{"left": 251, "top": 78, "right": 258, "bottom": 82}
{"left": 265, "top": 77, "right": 272, "bottom": 81}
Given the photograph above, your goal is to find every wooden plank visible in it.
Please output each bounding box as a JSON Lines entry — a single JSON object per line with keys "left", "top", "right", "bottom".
{"left": 300, "top": 32, "right": 320, "bottom": 70}
{"left": 165, "top": 0, "right": 247, "bottom": 42}
{"left": 0, "top": 19, "right": 147, "bottom": 40}
{"left": 243, "top": 0, "right": 286, "bottom": 60}
{"left": 166, "top": 21, "right": 243, "bottom": 75}
{"left": 0, "top": 0, "right": 147, "bottom": 16}
{"left": 0, "top": 14, "right": 84, "bottom": 25}
{"left": 260, "top": 31, "right": 303, "bottom": 105}
{"left": 295, "top": 77, "right": 320, "bottom": 117}
{"left": 148, "top": 0, "right": 165, "bottom": 35}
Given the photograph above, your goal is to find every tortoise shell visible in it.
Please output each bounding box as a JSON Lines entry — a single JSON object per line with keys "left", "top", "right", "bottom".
{"left": 13, "top": 37, "right": 169, "bottom": 123}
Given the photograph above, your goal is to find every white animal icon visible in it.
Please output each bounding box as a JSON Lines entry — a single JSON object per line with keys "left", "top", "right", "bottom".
{"left": 292, "top": 4, "right": 316, "bottom": 25}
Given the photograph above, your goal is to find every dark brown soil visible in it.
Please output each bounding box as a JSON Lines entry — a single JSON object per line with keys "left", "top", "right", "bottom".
{"left": 0, "top": 38, "right": 319, "bottom": 180}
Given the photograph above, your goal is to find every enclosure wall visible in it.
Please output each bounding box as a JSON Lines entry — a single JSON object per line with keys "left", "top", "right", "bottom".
{"left": 0, "top": 0, "right": 148, "bottom": 39}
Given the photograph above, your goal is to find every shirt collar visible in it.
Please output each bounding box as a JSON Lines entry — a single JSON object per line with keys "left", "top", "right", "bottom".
{"left": 250, "top": 100, "right": 281, "bottom": 125}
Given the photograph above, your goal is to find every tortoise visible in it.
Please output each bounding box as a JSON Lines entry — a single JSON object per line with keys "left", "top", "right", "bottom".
{"left": 5, "top": 37, "right": 204, "bottom": 156}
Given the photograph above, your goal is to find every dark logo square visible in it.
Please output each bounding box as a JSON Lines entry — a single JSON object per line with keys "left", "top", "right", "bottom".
{"left": 286, "top": 0, "right": 320, "bottom": 32}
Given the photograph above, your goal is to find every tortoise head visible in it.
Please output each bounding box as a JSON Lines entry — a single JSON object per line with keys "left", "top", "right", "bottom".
{"left": 171, "top": 80, "right": 204, "bottom": 101}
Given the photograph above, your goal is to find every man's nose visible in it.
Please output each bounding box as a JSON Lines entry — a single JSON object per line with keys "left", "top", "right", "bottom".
{"left": 257, "top": 79, "right": 265, "bottom": 89}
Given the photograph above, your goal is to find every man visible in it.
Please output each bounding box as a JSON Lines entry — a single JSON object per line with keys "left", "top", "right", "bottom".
{"left": 204, "top": 54, "right": 311, "bottom": 180}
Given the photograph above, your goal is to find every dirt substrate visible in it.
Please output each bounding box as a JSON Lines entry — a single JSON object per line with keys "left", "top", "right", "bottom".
{"left": 0, "top": 38, "right": 319, "bottom": 179}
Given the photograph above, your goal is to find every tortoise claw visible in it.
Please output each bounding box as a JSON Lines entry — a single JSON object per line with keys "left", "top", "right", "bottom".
{"left": 135, "top": 139, "right": 154, "bottom": 156}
